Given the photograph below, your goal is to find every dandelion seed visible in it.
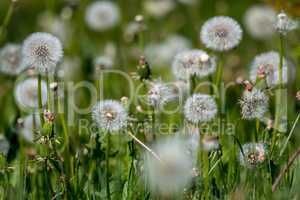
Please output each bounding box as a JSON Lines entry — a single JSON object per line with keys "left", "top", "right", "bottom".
{"left": 239, "top": 88, "right": 269, "bottom": 120}
{"left": 92, "top": 100, "right": 128, "bottom": 133}
{"left": 184, "top": 93, "right": 217, "bottom": 124}
{"left": 0, "top": 135, "right": 10, "bottom": 156}
{"left": 239, "top": 142, "right": 268, "bottom": 169}
{"left": 144, "top": 138, "right": 193, "bottom": 194}
{"left": 14, "top": 78, "right": 47, "bottom": 109}
{"left": 22, "top": 32, "right": 63, "bottom": 74}
{"left": 0, "top": 44, "right": 27, "bottom": 75}
{"left": 85, "top": 1, "right": 120, "bottom": 31}
{"left": 244, "top": 5, "right": 276, "bottom": 40}
{"left": 275, "top": 11, "right": 298, "bottom": 35}
{"left": 200, "top": 16, "right": 242, "bottom": 51}
{"left": 249, "top": 51, "right": 288, "bottom": 87}
{"left": 147, "top": 80, "right": 175, "bottom": 109}
{"left": 172, "top": 49, "right": 216, "bottom": 80}
{"left": 20, "top": 114, "right": 41, "bottom": 142}
{"left": 143, "top": 0, "right": 175, "bottom": 18}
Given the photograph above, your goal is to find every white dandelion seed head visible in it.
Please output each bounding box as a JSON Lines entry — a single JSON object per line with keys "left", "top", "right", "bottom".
{"left": 249, "top": 51, "right": 288, "bottom": 87}
{"left": 239, "top": 88, "right": 269, "bottom": 120}
{"left": 21, "top": 114, "right": 41, "bottom": 142}
{"left": 147, "top": 80, "right": 175, "bottom": 109}
{"left": 200, "top": 16, "right": 242, "bottom": 51}
{"left": 85, "top": 1, "right": 120, "bottom": 31}
{"left": 172, "top": 49, "right": 217, "bottom": 80}
{"left": 144, "top": 0, "right": 175, "bottom": 18}
{"left": 145, "top": 35, "right": 191, "bottom": 68}
{"left": 244, "top": 5, "right": 276, "bottom": 39}
{"left": 22, "top": 32, "right": 63, "bottom": 74}
{"left": 92, "top": 100, "right": 128, "bottom": 133}
{"left": 0, "top": 135, "right": 10, "bottom": 156}
{"left": 275, "top": 11, "right": 298, "bottom": 35}
{"left": 94, "top": 55, "right": 113, "bottom": 70}
{"left": 239, "top": 142, "right": 268, "bottom": 169}
{"left": 0, "top": 43, "right": 27, "bottom": 76}
{"left": 144, "top": 138, "right": 193, "bottom": 194}
{"left": 14, "top": 78, "right": 47, "bottom": 109}
{"left": 184, "top": 93, "right": 217, "bottom": 124}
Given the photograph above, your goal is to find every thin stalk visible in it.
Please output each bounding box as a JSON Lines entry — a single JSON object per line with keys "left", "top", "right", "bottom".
{"left": 106, "top": 133, "right": 111, "bottom": 200}
{"left": 127, "top": 131, "right": 162, "bottom": 162}
{"left": 0, "top": 0, "right": 16, "bottom": 41}
{"left": 38, "top": 74, "right": 45, "bottom": 125}
{"left": 46, "top": 72, "right": 51, "bottom": 110}
{"left": 279, "top": 113, "right": 300, "bottom": 157}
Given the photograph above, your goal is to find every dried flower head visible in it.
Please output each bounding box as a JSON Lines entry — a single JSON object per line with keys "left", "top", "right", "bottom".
{"left": 22, "top": 32, "right": 63, "bottom": 74}
{"left": 0, "top": 44, "right": 27, "bottom": 75}
{"left": 92, "top": 100, "right": 128, "bottom": 133}
{"left": 147, "top": 80, "right": 174, "bottom": 109}
{"left": 200, "top": 16, "right": 242, "bottom": 51}
{"left": 244, "top": 5, "right": 276, "bottom": 39}
{"left": 239, "top": 143, "right": 268, "bottom": 169}
{"left": 14, "top": 78, "right": 47, "bottom": 109}
{"left": 275, "top": 11, "right": 298, "bottom": 35}
{"left": 184, "top": 93, "right": 217, "bottom": 124}
{"left": 85, "top": 1, "right": 120, "bottom": 31}
{"left": 239, "top": 88, "right": 269, "bottom": 120}
{"left": 144, "top": 138, "right": 193, "bottom": 194}
{"left": 249, "top": 51, "right": 288, "bottom": 87}
{"left": 0, "top": 135, "right": 10, "bottom": 156}
{"left": 172, "top": 49, "right": 216, "bottom": 80}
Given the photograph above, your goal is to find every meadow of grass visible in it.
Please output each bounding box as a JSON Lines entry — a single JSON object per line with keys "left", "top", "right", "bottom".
{"left": 0, "top": 0, "right": 300, "bottom": 199}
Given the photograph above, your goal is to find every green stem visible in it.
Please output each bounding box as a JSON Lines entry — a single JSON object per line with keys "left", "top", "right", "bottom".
{"left": 0, "top": 0, "right": 16, "bottom": 42}
{"left": 38, "top": 74, "right": 45, "bottom": 126}
{"left": 46, "top": 72, "right": 51, "bottom": 110}
{"left": 106, "top": 133, "right": 111, "bottom": 200}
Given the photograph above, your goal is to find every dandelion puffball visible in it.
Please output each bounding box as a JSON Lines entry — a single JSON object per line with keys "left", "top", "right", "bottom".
{"left": 85, "top": 1, "right": 120, "bottom": 31}
{"left": 239, "top": 88, "right": 269, "bottom": 120}
{"left": 244, "top": 5, "right": 276, "bottom": 39}
{"left": 184, "top": 93, "right": 217, "bottom": 124}
{"left": 22, "top": 32, "right": 63, "bottom": 74}
{"left": 275, "top": 11, "right": 298, "bottom": 35}
{"left": 249, "top": 51, "right": 288, "bottom": 87}
{"left": 172, "top": 49, "right": 216, "bottom": 80}
{"left": 92, "top": 100, "right": 128, "bottom": 133}
{"left": 144, "top": 139, "right": 193, "bottom": 194}
{"left": 14, "top": 78, "right": 47, "bottom": 109}
{"left": 147, "top": 81, "right": 175, "bottom": 109}
{"left": 200, "top": 16, "right": 242, "bottom": 51}
{"left": 0, "top": 44, "right": 27, "bottom": 76}
{"left": 239, "top": 142, "right": 268, "bottom": 169}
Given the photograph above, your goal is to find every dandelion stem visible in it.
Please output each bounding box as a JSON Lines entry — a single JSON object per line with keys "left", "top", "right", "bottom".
{"left": 279, "top": 113, "right": 300, "bottom": 157}
{"left": 127, "top": 131, "right": 162, "bottom": 162}
{"left": 106, "top": 132, "right": 111, "bottom": 200}
{"left": 0, "top": 0, "right": 16, "bottom": 42}
{"left": 46, "top": 72, "right": 51, "bottom": 110}
{"left": 272, "top": 144, "right": 300, "bottom": 192}
{"left": 38, "top": 74, "right": 45, "bottom": 126}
